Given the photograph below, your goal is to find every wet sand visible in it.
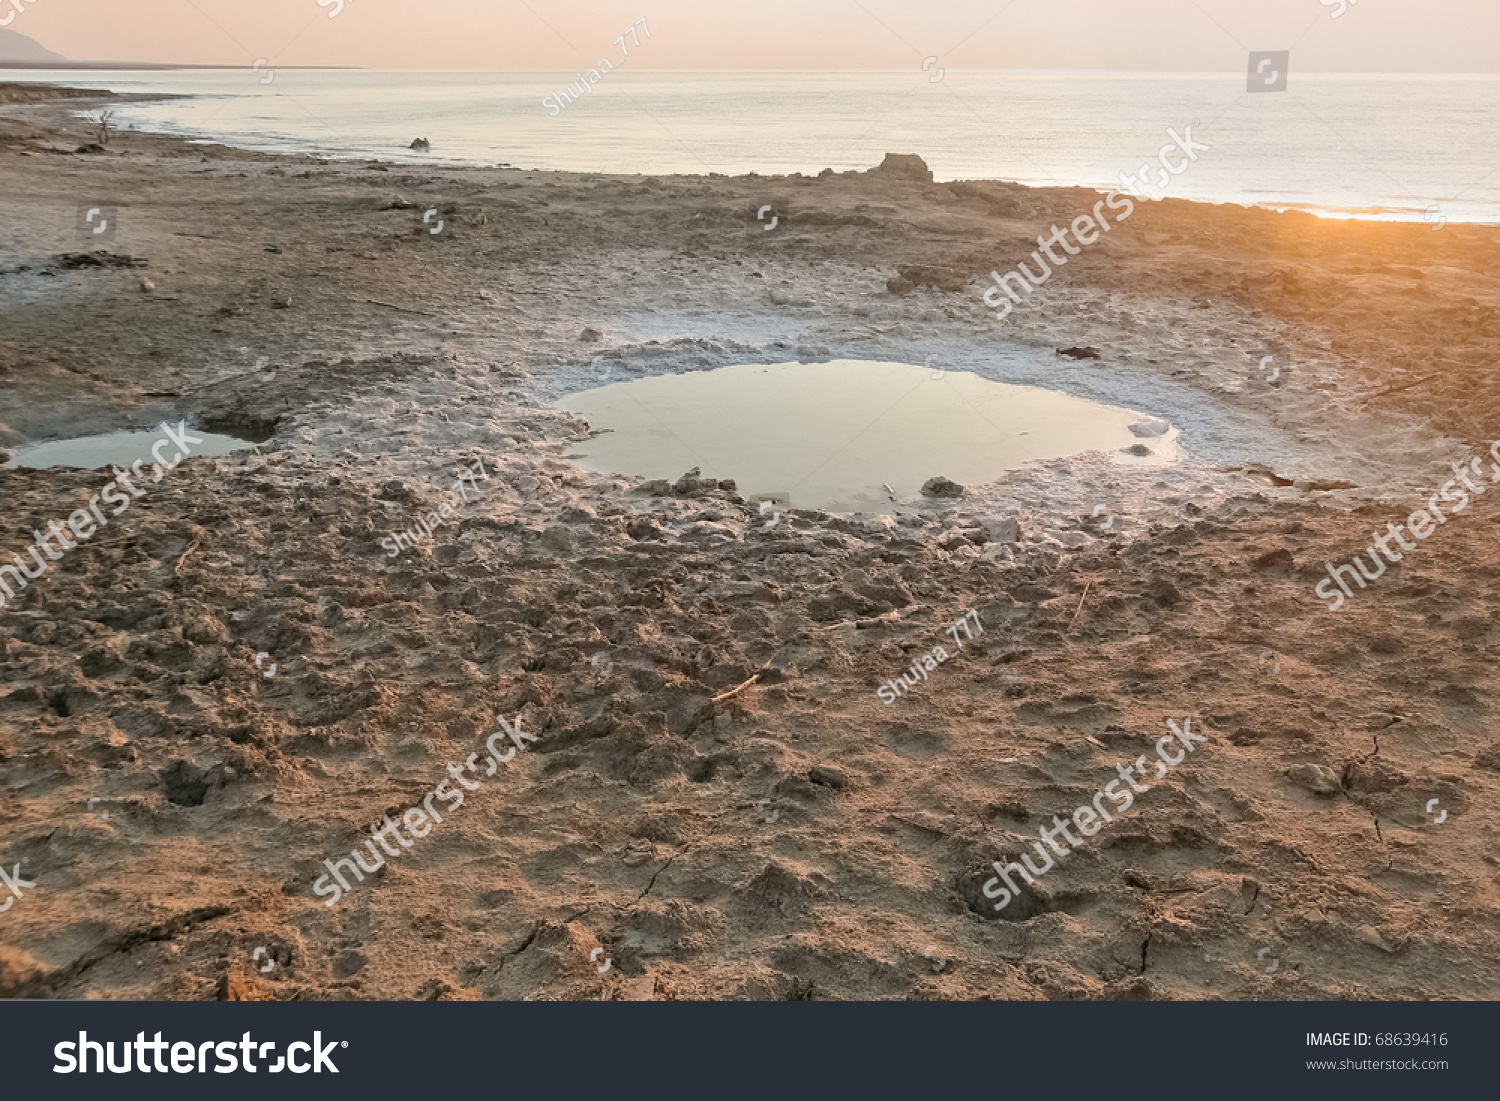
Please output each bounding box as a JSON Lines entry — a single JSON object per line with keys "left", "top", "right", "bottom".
{"left": 2, "top": 84, "right": 1499, "bottom": 1001}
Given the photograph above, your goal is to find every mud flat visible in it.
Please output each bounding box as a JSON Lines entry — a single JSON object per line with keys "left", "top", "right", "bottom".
{"left": 2, "top": 83, "right": 1499, "bottom": 1001}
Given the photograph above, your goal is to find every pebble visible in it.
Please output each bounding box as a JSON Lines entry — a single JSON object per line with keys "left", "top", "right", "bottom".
{"left": 1129, "top": 416, "right": 1171, "bottom": 438}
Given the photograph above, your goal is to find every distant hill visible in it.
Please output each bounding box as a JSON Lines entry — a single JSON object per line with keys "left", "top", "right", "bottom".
{"left": 0, "top": 28, "right": 65, "bottom": 63}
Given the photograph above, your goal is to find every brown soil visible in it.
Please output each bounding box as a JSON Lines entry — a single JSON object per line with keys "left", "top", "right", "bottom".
{"left": 2, "top": 83, "right": 1499, "bottom": 1001}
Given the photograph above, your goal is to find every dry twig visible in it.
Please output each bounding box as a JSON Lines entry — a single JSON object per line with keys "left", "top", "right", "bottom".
{"left": 365, "top": 297, "right": 437, "bottom": 317}
{"left": 711, "top": 671, "right": 764, "bottom": 703}
{"left": 1068, "top": 581, "right": 1093, "bottom": 632}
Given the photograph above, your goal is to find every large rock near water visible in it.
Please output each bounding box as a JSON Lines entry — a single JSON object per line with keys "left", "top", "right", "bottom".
{"left": 873, "top": 153, "right": 933, "bottom": 182}
{"left": 920, "top": 476, "right": 964, "bottom": 499}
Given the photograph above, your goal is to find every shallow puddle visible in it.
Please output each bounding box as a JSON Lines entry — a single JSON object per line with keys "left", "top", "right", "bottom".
{"left": 563, "top": 359, "right": 1180, "bottom": 513}
{"left": 5, "top": 427, "right": 257, "bottom": 470}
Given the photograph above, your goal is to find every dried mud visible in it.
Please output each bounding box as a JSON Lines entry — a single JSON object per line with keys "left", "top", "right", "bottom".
{"left": 2, "top": 85, "right": 1499, "bottom": 1001}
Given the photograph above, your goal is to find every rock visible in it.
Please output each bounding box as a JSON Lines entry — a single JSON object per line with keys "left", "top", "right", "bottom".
{"left": 579, "top": 327, "right": 602, "bottom": 342}
{"left": 808, "top": 765, "right": 849, "bottom": 790}
{"left": 920, "top": 476, "right": 964, "bottom": 499}
{"left": 1058, "top": 346, "right": 1101, "bottom": 360}
{"left": 1129, "top": 416, "right": 1171, "bottom": 438}
{"left": 75, "top": 143, "right": 106, "bottom": 155}
{"left": 1356, "top": 924, "right": 1394, "bottom": 953}
{"left": 1288, "top": 763, "right": 1341, "bottom": 795}
{"left": 1122, "top": 443, "right": 1153, "bottom": 456}
{"left": 673, "top": 467, "right": 718, "bottom": 495}
{"left": 409, "top": 138, "right": 431, "bottom": 151}
{"left": 1054, "top": 531, "right": 1089, "bottom": 549}
{"left": 873, "top": 153, "right": 933, "bottom": 182}
{"left": 385, "top": 195, "right": 417, "bottom": 210}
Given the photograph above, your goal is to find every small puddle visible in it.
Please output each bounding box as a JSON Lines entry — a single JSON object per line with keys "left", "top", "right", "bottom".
{"left": 563, "top": 359, "right": 1179, "bottom": 513}
{"left": 4, "top": 427, "right": 258, "bottom": 470}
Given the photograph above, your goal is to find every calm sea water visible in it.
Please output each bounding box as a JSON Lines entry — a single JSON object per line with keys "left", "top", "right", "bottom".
{"left": 14, "top": 69, "right": 1500, "bottom": 223}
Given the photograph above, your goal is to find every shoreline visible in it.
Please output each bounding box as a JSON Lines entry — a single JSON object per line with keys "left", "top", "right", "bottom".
{"left": 4, "top": 74, "right": 1492, "bottom": 226}
{"left": 3, "top": 82, "right": 1500, "bottom": 1002}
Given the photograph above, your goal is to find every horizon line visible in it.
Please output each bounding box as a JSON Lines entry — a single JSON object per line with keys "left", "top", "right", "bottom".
{"left": 5, "top": 63, "right": 1500, "bottom": 76}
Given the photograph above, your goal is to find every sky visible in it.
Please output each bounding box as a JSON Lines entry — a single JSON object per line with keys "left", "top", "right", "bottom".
{"left": 10, "top": 0, "right": 1500, "bottom": 71}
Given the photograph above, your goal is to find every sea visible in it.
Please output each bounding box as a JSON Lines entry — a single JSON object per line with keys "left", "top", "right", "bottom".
{"left": 9, "top": 69, "right": 1499, "bottom": 224}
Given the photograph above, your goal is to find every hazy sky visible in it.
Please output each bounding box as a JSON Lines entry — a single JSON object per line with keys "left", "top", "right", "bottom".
{"left": 15, "top": 0, "right": 1500, "bottom": 71}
